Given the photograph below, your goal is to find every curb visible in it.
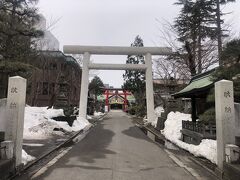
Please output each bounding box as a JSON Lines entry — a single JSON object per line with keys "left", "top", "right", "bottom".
{"left": 189, "top": 157, "right": 219, "bottom": 179}
{"left": 133, "top": 118, "right": 219, "bottom": 179}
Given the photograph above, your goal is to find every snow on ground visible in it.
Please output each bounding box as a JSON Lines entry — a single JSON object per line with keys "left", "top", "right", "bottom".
{"left": 24, "top": 107, "right": 90, "bottom": 139}
{"left": 162, "top": 111, "right": 217, "bottom": 164}
{"left": 94, "top": 111, "right": 104, "bottom": 117}
{"left": 87, "top": 115, "right": 93, "bottom": 120}
{"left": 22, "top": 149, "right": 35, "bottom": 165}
{"left": 145, "top": 106, "right": 164, "bottom": 127}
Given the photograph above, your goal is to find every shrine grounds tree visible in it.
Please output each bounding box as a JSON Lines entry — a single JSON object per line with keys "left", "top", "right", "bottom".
{"left": 215, "top": 0, "right": 236, "bottom": 65}
{"left": 123, "top": 36, "right": 146, "bottom": 117}
{"left": 89, "top": 76, "right": 104, "bottom": 98}
{"left": 89, "top": 76, "right": 104, "bottom": 112}
{"left": 200, "top": 38, "right": 240, "bottom": 123}
{"left": 213, "top": 38, "right": 240, "bottom": 102}
{"left": 0, "top": 0, "right": 43, "bottom": 70}
{"left": 174, "top": 0, "right": 219, "bottom": 76}
{"left": 0, "top": 0, "right": 42, "bottom": 98}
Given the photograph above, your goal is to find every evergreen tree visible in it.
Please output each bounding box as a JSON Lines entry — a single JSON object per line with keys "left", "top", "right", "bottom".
{"left": 123, "top": 35, "right": 146, "bottom": 116}
{"left": 0, "top": 0, "right": 43, "bottom": 63}
{"left": 215, "top": 0, "right": 236, "bottom": 64}
{"left": 89, "top": 76, "right": 104, "bottom": 98}
{"left": 0, "top": 0, "right": 42, "bottom": 98}
{"left": 89, "top": 76, "right": 104, "bottom": 112}
{"left": 221, "top": 39, "right": 240, "bottom": 64}
{"left": 212, "top": 38, "right": 240, "bottom": 102}
{"left": 174, "top": 0, "right": 218, "bottom": 76}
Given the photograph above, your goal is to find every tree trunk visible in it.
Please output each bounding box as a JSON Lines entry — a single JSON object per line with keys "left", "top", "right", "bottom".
{"left": 185, "top": 41, "right": 196, "bottom": 77}
{"left": 216, "top": 0, "right": 223, "bottom": 65}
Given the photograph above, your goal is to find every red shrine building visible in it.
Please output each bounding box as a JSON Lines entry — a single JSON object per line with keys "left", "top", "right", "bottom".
{"left": 97, "top": 88, "right": 135, "bottom": 112}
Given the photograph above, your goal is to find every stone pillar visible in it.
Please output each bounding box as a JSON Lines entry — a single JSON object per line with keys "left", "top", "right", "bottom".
{"left": 145, "top": 53, "right": 155, "bottom": 122}
{"left": 79, "top": 52, "right": 90, "bottom": 119}
{"left": 215, "top": 80, "right": 235, "bottom": 170}
{"left": 5, "top": 76, "right": 27, "bottom": 166}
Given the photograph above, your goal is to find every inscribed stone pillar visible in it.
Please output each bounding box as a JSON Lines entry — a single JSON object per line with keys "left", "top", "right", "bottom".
{"left": 215, "top": 80, "right": 235, "bottom": 170}
{"left": 6, "top": 76, "right": 27, "bottom": 166}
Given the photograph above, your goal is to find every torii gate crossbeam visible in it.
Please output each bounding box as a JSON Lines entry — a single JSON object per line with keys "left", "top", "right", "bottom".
{"left": 63, "top": 45, "right": 172, "bottom": 123}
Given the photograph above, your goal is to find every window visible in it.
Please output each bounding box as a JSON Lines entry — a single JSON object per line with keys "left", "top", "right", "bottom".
{"left": 49, "top": 83, "right": 55, "bottom": 95}
{"left": 42, "top": 82, "right": 49, "bottom": 95}
{"left": 61, "top": 64, "right": 67, "bottom": 71}
{"left": 50, "top": 63, "right": 57, "bottom": 70}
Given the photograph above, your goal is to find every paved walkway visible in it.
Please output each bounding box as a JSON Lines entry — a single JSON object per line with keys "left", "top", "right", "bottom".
{"left": 31, "top": 111, "right": 197, "bottom": 180}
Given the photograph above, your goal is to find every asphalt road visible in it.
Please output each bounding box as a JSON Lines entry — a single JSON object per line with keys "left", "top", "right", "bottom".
{"left": 29, "top": 111, "right": 201, "bottom": 180}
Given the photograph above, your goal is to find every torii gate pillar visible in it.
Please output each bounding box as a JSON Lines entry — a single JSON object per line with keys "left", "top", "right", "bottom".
{"left": 79, "top": 52, "right": 90, "bottom": 119}
{"left": 64, "top": 45, "right": 172, "bottom": 121}
{"left": 145, "top": 53, "right": 155, "bottom": 122}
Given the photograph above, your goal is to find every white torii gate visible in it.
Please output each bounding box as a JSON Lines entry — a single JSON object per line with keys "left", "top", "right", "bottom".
{"left": 63, "top": 45, "right": 172, "bottom": 122}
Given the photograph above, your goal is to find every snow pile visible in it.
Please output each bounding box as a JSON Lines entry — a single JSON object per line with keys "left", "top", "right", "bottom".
{"left": 71, "top": 117, "right": 91, "bottom": 132}
{"left": 22, "top": 149, "right": 35, "bottom": 165}
{"left": 151, "top": 106, "right": 165, "bottom": 127}
{"left": 155, "top": 106, "right": 164, "bottom": 117}
{"left": 162, "top": 111, "right": 217, "bottom": 164}
{"left": 24, "top": 107, "right": 90, "bottom": 139}
{"left": 87, "top": 115, "right": 93, "bottom": 120}
{"left": 94, "top": 111, "right": 104, "bottom": 117}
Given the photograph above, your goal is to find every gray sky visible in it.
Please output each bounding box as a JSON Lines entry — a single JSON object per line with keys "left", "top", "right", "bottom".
{"left": 38, "top": 0, "right": 240, "bottom": 88}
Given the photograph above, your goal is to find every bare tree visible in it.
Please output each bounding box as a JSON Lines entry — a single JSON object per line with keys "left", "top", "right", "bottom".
{"left": 155, "top": 19, "right": 218, "bottom": 78}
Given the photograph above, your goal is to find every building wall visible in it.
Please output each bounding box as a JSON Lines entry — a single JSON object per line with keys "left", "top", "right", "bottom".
{"left": 26, "top": 51, "right": 81, "bottom": 107}
{"left": 35, "top": 15, "right": 60, "bottom": 51}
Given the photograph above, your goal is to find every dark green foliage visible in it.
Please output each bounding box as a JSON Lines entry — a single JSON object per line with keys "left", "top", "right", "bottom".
{"left": 199, "top": 107, "right": 216, "bottom": 123}
{"left": 175, "top": 0, "right": 217, "bottom": 42}
{"left": 0, "top": 0, "right": 43, "bottom": 64}
{"left": 127, "top": 104, "right": 146, "bottom": 117}
{"left": 212, "top": 38, "right": 240, "bottom": 102}
{"left": 201, "top": 38, "right": 240, "bottom": 122}
{"left": 221, "top": 39, "right": 240, "bottom": 64}
{"left": 173, "top": 0, "right": 219, "bottom": 76}
{"left": 212, "top": 64, "right": 240, "bottom": 103}
{"left": 123, "top": 36, "right": 146, "bottom": 117}
{"left": 123, "top": 35, "right": 145, "bottom": 94}
{"left": 89, "top": 76, "right": 104, "bottom": 97}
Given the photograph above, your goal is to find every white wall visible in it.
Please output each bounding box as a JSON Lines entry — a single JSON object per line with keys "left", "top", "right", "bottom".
{"left": 35, "top": 15, "right": 60, "bottom": 51}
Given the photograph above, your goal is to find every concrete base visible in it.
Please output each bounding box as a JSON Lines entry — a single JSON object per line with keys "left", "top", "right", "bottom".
{"left": 223, "top": 163, "right": 240, "bottom": 180}
{"left": 0, "top": 159, "right": 15, "bottom": 180}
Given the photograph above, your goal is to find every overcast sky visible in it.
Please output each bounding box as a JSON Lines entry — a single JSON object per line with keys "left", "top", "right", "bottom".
{"left": 38, "top": 0, "right": 240, "bottom": 88}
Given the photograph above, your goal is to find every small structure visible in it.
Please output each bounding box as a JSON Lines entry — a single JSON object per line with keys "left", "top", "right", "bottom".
{"left": 173, "top": 69, "right": 216, "bottom": 145}
{"left": 98, "top": 88, "right": 135, "bottom": 112}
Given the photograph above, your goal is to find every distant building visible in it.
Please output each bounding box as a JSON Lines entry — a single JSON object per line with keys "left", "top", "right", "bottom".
{"left": 153, "top": 78, "right": 189, "bottom": 99}
{"left": 153, "top": 78, "right": 189, "bottom": 113}
{"left": 26, "top": 51, "right": 81, "bottom": 107}
{"left": 35, "top": 15, "right": 60, "bottom": 51}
